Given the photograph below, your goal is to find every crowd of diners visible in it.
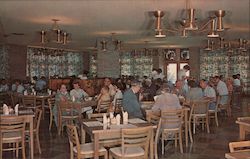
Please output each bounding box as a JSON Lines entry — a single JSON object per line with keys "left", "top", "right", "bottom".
{"left": 0, "top": 65, "right": 245, "bottom": 123}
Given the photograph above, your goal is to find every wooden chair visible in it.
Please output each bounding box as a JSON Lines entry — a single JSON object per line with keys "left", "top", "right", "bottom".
{"left": 88, "top": 112, "right": 109, "bottom": 119}
{"left": 109, "top": 126, "right": 153, "bottom": 159}
{"left": 208, "top": 97, "right": 220, "bottom": 127}
{"left": 189, "top": 100, "right": 210, "bottom": 134}
{"left": 96, "top": 100, "right": 111, "bottom": 113}
{"left": 47, "top": 97, "right": 56, "bottom": 131}
{"left": 58, "top": 101, "right": 81, "bottom": 135}
{"left": 229, "top": 141, "right": 250, "bottom": 152}
{"left": 10, "top": 92, "right": 20, "bottom": 106}
{"left": 160, "top": 109, "right": 184, "bottom": 154}
{"left": 66, "top": 125, "right": 107, "bottom": 159}
{"left": 22, "top": 95, "right": 41, "bottom": 111}
{"left": 0, "top": 116, "right": 26, "bottom": 159}
{"left": 114, "top": 98, "right": 122, "bottom": 113}
{"left": 25, "top": 109, "right": 43, "bottom": 154}
{"left": 146, "top": 110, "right": 161, "bottom": 159}
{"left": 218, "top": 95, "right": 232, "bottom": 117}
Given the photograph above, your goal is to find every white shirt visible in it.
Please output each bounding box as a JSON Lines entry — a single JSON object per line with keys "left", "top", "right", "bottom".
{"left": 70, "top": 88, "right": 89, "bottom": 100}
{"left": 204, "top": 86, "right": 216, "bottom": 102}
{"left": 233, "top": 79, "right": 241, "bottom": 86}
{"left": 112, "top": 90, "right": 123, "bottom": 105}
{"left": 178, "top": 69, "right": 187, "bottom": 80}
{"left": 216, "top": 80, "right": 228, "bottom": 96}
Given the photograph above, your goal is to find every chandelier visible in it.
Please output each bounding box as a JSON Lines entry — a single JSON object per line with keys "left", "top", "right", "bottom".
{"left": 95, "top": 33, "right": 122, "bottom": 52}
{"left": 40, "top": 19, "right": 69, "bottom": 45}
{"left": 153, "top": 1, "right": 226, "bottom": 38}
{"left": 204, "top": 38, "right": 248, "bottom": 53}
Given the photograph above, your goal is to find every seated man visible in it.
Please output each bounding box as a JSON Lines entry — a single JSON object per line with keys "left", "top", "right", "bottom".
{"left": 186, "top": 80, "right": 203, "bottom": 103}
{"left": 200, "top": 79, "right": 216, "bottom": 110}
{"left": 35, "top": 76, "right": 47, "bottom": 92}
{"left": 122, "top": 80, "right": 143, "bottom": 119}
{"left": 151, "top": 85, "right": 182, "bottom": 129}
{"left": 0, "top": 79, "right": 9, "bottom": 92}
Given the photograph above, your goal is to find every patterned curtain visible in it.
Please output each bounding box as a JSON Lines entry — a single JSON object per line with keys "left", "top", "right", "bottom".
{"left": 200, "top": 49, "right": 249, "bottom": 83}
{"left": 0, "top": 45, "right": 9, "bottom": 78}
{"left": 27, "top": 47, "right": 83, "bottom": 78}
{"left": 120, "top": 51, "right": 153, "bottom": 77}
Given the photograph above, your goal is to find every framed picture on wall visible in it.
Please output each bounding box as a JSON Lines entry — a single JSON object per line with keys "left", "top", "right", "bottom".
{"left": 165, "top": 49, "right": 176, "bottom": 60}
{"left": 180, "top": 49, "right": 190, "bottom": 60}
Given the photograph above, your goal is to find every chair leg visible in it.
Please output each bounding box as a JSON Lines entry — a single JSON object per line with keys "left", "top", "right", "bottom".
{"left": 215, "top": 112, "right": 219, "bottom": 127}
{"left": 36, "top": 133, "right": 41, "bottom": 154}
{"left": 174, "top": 133, "right": 177, "bottom": 148}
{"left": 206, "top": 117, "right": 210, "bottom": 133}
{"left": 179, "top": 130, "right": 183, "bottom": 153}
{"left": 193, "top": 117, "right": 196, "bottom": 134}
{"left": 49, "top": 109, "right": 53, "bottom": 131}
{"left": 22, "top": 138, "right": 26, "bottom": 159}
{"left": 104, "top": 151, "right": 108, "bottom": 159}
{"left": 16, "top": 142, "right": 19, "bottom": 157}
{"left": 161, "top": 137, "right": 164, "bottom": 155}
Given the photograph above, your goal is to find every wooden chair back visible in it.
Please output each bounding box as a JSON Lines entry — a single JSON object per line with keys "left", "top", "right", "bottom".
{"left": 66, "top": 125, "right": 81, "bottom": 157}
{"left": 97, "top": 100, "right": 111, "bottom": 113}
{"left": 229, "top": 141, "right": 250, "bottom": 152}
{"left": 10, "top": 92, "right": 20, "bottom": 106}
{"left": 189, "top": 100, "right": 209, "bottom": 117}
{"left": 146, "top": 110, "right": 160, "bottom": 125}
{"left": 47, "top": 97, "right": 56, "bottom": 110}
{"left": 0, "top": 115, "right": 26, "bottom": 134}
{"left": 22, "top": 95, "right": 36, "bottom": 108}
{"left": 121, "top": 126, "right": 153, "bottom": 158}
{"left": 34, "top": 109, "right": 43, "bottom": 131}
{"left": 160, "top": 109, "right": 184, "bottom": 129}
{"left": 114, "top": 98, "right": 122, "bottom": 113}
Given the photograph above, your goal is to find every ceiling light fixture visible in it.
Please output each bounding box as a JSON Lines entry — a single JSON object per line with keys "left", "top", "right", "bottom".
{"left": 152, "top": 0, "right": 226, "bottom": 38}
{"left": 40, "top": 19, "right": 69, "bottom": 45}
{"left": 95, "top": 33, "right": 122, "bottom": 52}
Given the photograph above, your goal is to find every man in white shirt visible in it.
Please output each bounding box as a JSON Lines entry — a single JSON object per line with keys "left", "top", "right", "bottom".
{"left": 178, "top": 65, "right": 190, "bottom": 81}
{"left": 215, "top": 76, "right": 228, "bottom": 104}
{"left": 200, "top": 79, "right": 216, "bottom": 110}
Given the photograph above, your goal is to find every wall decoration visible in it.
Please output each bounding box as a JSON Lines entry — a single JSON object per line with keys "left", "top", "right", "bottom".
{"left": 165, "top": 49, "right": 176, "bottom": 60}
{"left": 180, "top": 49, "right": 190, "bottom": 60}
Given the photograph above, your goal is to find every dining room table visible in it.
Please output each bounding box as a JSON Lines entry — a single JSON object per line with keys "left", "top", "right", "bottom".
{"left": 225, "top": 151, "right": 250, "bottom": 159}
{"left": 236, "top": 117, "right": 250, "bottom": 140}
{"left": 80, "top": 117, "right": 156, "bottom": 159}
{"left": 0, "top": 108, "right": 35, "bottom": 159}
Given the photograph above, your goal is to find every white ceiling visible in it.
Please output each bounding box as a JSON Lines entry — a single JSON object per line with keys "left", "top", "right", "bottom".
{"left": 0, "top": 0, "right": 249, "bottom": 51}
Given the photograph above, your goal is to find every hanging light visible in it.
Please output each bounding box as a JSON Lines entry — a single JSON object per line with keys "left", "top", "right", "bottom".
{"left": 184, "top": 8, "right": 198, "bottom": 30}
{"left": 219, "top": 37, "right": 224, "bottom": 49}
{"left": 215, "top": 10, "right": 226, "bottom": 31}
{"left": 207, "top": 18, "right": 219, "bottom": 38}
{"left": 62, "top": 32, "right": 68, "bottom": 45}
{"left": 204, "top": 39, "right": 212, "bottom": 51}
{"left": 154, "top": 10, "right": 166, "bottom": 38}
{"left": 100, "top": 40, "right": 107, "bottom": 51}
{"left": 41, "top": 30, "right": 46, "bottom": 44}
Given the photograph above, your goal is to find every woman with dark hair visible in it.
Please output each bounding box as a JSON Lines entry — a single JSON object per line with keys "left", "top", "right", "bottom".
{"left": 186, "top": 80, "right": 203, "bottom": 102}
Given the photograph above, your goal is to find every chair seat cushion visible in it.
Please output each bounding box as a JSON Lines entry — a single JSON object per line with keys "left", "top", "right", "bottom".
{"left": 110, "top": 146, "right": 145, "bottom": 157}
{"left": 3, "top": 132, "right": 22, "bottom": 141}
{"left": 73, "top": 143, "right": 106, "bottom": 155}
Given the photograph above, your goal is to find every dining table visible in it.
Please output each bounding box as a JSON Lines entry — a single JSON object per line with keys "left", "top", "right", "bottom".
{"left": 236, "top": 117, "right": 250, "bottom": 140}
{"left": 0, "top": 108, "right": 35, "bottom": 159}
{"left": 80, "top": 118, "right": 156, "bottom": 159}
{"left": 225, "top": 151, "right": 250, "bottom": 159}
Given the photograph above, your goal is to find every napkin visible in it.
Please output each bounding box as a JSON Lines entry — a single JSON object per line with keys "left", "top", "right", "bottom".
{"left": 103, "top": 113, "right": 108, "bottom": 125}
{"left": 72, "top": 96, "right": 76, "bottom": 102}
{"left": 116, "top": 114, "right": 121, "bottom": 125}
{"left": 15, "top": 104, "right": 19, "bottom": 114}
{"left": 109, "top": 112, "right": 114, "bottom": 119}
{"left": 3, "top": 104, "right": 9, "bottom": 115}
{"left": 111, "top": 117, "right": 117, "bottom": 125}
{"left": 48, "top": 89, "right": 52, "bottom": 95}
{"left": 123, "top": 111, "right": 128, "bottom": 124}
{"left": 24, "top": 90, "right": 28, "bottom": 95}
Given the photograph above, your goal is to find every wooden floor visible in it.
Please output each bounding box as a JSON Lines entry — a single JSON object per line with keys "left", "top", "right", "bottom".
{"left": 2, "top": 97, "right": 250, "bottom": 159}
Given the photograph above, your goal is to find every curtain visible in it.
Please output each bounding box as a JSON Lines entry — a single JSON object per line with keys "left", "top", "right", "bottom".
{"left": 0, "top": 45, "right": 9, "bottom": 79}
{"left": 27, "top": 47, "right": 83, "bottom": 78}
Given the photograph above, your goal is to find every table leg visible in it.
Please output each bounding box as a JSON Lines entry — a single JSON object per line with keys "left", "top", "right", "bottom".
{"left": 150, "top": 130, "right": 154, "bottom": 159}
{"left": 185, "top": 110, "right": 188, "bottom": 147}
{"left": 94, "top": 133, "right": 99, "bottom": 159}
{"left": 239, "top": 125, "right": 246, "bottom": 140}
{"left": 30, "top": 117, "right": 34, "bottom": 159}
